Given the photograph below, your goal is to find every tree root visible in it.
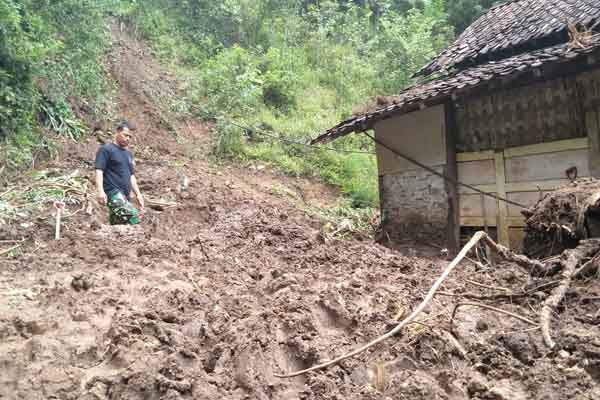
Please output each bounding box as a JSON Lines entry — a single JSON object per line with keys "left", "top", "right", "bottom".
{"left": 273, "top": 233, "right": 600, "bottom": 378}
{"left": 273, "top": 231, "right": 488, "bottom": 378}
{"left": 438, "top": 280, "right": 560, "bottom": 301}
{"left": 540, "top": 239, "right": 600, "bottom": 348}
{"left": 451, "top": 302, "right": 538, "bottom": 327}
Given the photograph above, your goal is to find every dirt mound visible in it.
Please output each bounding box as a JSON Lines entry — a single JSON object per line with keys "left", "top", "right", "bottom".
{"left": 522, "top": 179, "right": 600, "bottom": 258}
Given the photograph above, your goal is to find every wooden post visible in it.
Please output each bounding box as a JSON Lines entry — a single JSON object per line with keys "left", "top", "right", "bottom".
{"left": 445, "top": 103, "right": 460, "bottom": 255}
{"left": 494, "top": 151, "right": 510, "bottom": 246}
{"left": 586, "top": 110, "right": 600, "bottom": 177}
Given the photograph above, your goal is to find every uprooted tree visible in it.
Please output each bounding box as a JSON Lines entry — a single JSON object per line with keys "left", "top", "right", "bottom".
{"left": 522, "top": 179, "right": 600, "bottom": 258}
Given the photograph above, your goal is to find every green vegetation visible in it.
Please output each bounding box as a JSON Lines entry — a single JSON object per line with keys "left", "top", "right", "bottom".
{"left": 122, "top": 0, "right": 456, "bottom": 208}
{"left": 0, "top": 169, "right": 89, "bottom": 225}
{"left": 1, "top": 0, "right": 495, "bottom": 208}
{"left": 0, "top": 0, "right": 113, "bottom": 170}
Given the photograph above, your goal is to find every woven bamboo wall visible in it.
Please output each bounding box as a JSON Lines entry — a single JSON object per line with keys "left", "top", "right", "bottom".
{"left": 456, "top": 76, "right": 587, "bottom": 152}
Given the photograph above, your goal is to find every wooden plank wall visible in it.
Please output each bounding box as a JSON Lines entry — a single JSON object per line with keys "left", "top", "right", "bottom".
{"left": 457, "top": 138, "right": 590, "bottom": 249}
{"left": 579, "top": 69, "right": 600, "bottom": 176}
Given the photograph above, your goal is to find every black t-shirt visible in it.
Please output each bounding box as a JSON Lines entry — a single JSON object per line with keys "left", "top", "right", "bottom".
{"left": 95, "top": 143, "right": 135, "bottom": 197}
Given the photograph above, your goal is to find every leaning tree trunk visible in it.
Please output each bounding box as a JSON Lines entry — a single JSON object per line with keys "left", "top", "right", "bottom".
{"left": 522, "top": 179, "right": 600, "bottom": 259}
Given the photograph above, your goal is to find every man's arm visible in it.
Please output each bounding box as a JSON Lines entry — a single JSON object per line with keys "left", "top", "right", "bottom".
{"left": 95, "top": 145, "right": 109, "bottom": 205}
{"left": 95, "top": 169, "right": 107, "bottom": 204}
{"left": 130, "top": 175, "right": 144, "bottom": 213}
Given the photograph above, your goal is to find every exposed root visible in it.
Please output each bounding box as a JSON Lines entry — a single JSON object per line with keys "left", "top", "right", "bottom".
{"left": 451, "top": 302, "right": 539, "bottom": 327}
{"left": 273, "top": 231, "right": 488, "bottom": 378}
{"left": 441, "top": 330, "right": 468, "bottom": 359}
{"left": 540, "top": 239, "right": 600, "bottom": 348}
{"left": 437, "top": 280, "right": 560, "bottom": 301}
{"left": 575, "top": 252, "right": 600, "bottom": 278}
{"left": 465, "top": 279, "right": 510, "bottom": 292}
{"left": 275, "top": 232, "right": 600, "bottom": 378}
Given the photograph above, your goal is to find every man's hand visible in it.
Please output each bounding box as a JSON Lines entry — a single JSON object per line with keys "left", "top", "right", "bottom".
{"left": 95, "top": 170, "right": 106, "bottom": 205}
{"left": 98, "top": 191, "right": 108, "bottom": 205}
{"left": 136, "top": 195, "right": 145, "bottom": 216}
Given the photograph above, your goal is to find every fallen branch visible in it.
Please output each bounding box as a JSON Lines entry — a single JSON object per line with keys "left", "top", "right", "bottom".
{"left": 0, "top": 239, "right": 25, "bottom": 244}
{"left": 406, "top": 322, "right": 468, "bottom": 360}
{"left": 441, "top": 330, "right": 468, "bottom": 359}
{"left": 437, "top": 280, "right": 560, "bottom": 301}
{"left": 465, "top": 279, "right": 510, "bottom": 292}
{"left": 540, "top": 239, "right": 600, "bottom": 348}
{"left": 274, "top": 231, "right": 487, "bottom": 378}
{"left": 451, "top": 302, "right": 538, "bottom": 327}
{"left": 146, "top": 198, "right": 178, "bottom": 211}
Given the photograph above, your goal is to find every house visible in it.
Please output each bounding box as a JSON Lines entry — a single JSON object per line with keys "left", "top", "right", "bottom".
{"left": 312, "top": 0, "right": 600, "bottom": 252}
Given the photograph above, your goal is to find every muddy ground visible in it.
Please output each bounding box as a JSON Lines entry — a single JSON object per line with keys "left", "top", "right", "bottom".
{"left": 1, "top": 25, "right": 599, "bottom": 400}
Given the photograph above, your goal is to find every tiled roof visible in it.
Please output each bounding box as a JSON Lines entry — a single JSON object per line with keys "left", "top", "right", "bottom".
{"left": 311, "top": 35, "right": 600, "bottom": 144}
{"left": 417, "top": 0, "right": 600, "bottom": 77}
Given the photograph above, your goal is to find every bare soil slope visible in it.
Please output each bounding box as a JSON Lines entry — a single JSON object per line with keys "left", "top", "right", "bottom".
{"left": 1, "top": 26, "right": 599, "bottom": 400}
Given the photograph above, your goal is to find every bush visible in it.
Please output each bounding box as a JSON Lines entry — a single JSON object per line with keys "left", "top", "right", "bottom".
{"left": 213, "top": 120, "right": 245, "bottom": 159}
{"left": 199, "top": 46, "right": 263, "bottom": 115}
{"left": 260, "top": 48, "right": 298, "bottom": 112}
{"left": 0, "top": 0, "right": 114, "bottom": 171}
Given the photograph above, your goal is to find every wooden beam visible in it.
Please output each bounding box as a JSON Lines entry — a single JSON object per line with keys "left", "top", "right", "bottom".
{"left": 505, "top": 179, "right": 576, "bottom": 193}
{"left": 456, "top": 150, "right": 495, "bottom": 162}
{"left": 586, "top": 110, "right": 600, "bottom": 178}
{"left": 503, "top": 137, "right": 589, "bottom": 158}
{"left": 459, "top": 179, "right": 584, "bottom": 194}
{"left": 445, "top": 103, "right": 460, "bottom": 255}
{"left": 460, "top": 217, "right": 497, "bottom": 227}
{"left": 459, "top": 216, "right": 526, "bottom": 228}
{"left": 459, "top": 184, "right": 497, "bottom": 195}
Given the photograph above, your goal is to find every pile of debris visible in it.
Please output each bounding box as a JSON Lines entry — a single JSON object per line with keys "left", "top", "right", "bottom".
{"left": 522, "top": 178, "right": 600, "bottom": 258}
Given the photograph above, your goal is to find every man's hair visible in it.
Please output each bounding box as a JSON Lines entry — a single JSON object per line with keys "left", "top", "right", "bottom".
{"left": 116, "top": 121, "right": 130, "bottom": 132}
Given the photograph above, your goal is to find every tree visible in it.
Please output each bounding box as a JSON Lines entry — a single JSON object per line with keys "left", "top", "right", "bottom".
{"left": 446, "top": 0, "right": 497, "bottom": 34}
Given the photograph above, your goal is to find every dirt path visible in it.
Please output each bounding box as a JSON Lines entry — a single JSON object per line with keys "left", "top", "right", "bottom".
{"left": 1, "top": 25, "right": 599, "bottom": 400}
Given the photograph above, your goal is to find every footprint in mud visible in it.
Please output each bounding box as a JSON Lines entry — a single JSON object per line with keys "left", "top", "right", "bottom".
{"left": 311, "top": 298, "right": 354, "bottom": 336}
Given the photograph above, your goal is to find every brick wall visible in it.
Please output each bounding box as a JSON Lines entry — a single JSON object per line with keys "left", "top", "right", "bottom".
{"left": 379, "top": 167, "right": 448, "bottom": 241}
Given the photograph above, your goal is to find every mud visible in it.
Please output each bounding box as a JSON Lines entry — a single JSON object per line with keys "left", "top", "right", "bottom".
{"left": 1, "top": 24, "right": 600, "bottom": 400}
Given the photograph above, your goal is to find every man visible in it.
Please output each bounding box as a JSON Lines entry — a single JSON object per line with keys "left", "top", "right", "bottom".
{"left": 95, "top": 122, "right": 145, "bottom": 225}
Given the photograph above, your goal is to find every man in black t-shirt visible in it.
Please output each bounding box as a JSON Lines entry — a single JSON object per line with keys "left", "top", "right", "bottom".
{"left": 95, "top": 122, "right": 145, "bottom": 224}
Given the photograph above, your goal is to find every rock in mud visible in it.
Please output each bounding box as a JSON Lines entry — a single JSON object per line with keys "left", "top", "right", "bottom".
{"left": 71, "top": 274, "right": 92, "bottom": 291}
